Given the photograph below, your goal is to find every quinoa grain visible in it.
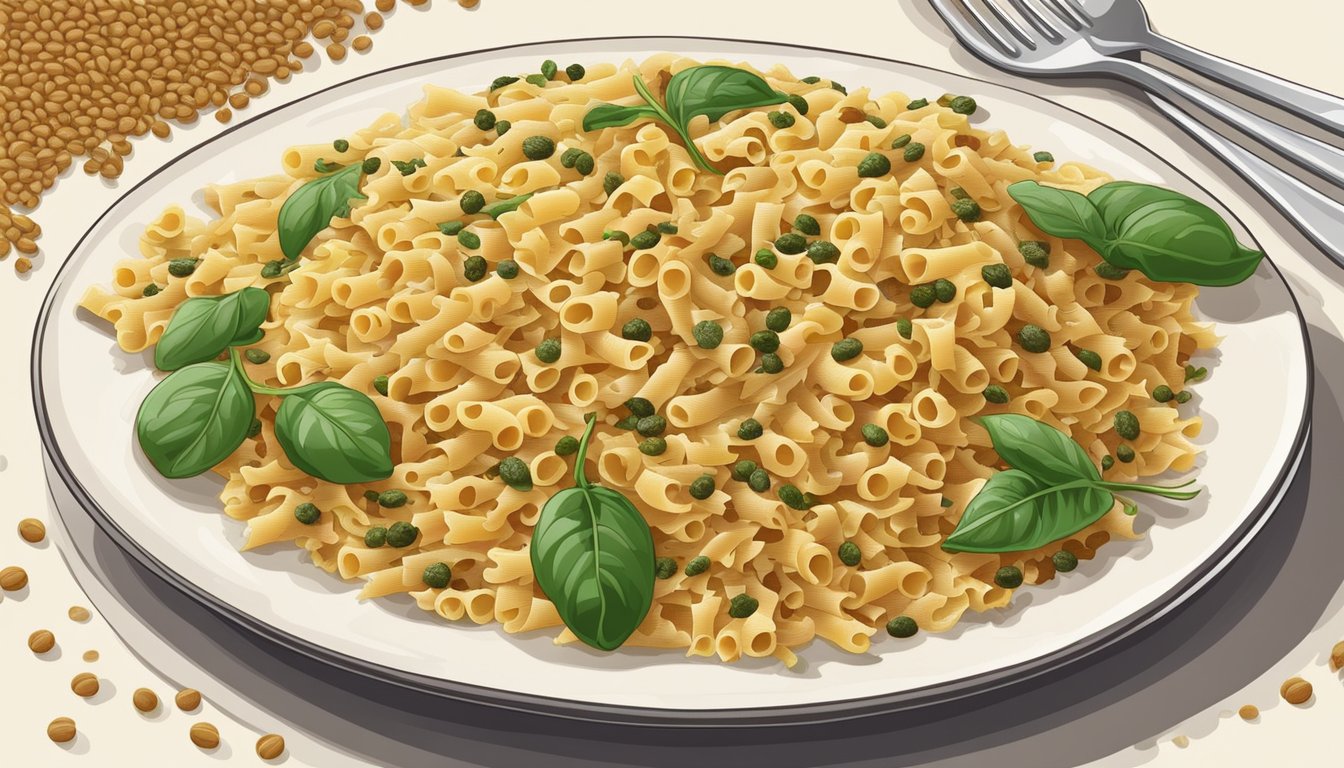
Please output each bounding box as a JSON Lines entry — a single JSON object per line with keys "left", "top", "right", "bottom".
{"left": 47, "top": 717, "right": 76, "bottom": 743}
{"left": 176, "top": 688, "right": 203, "bottom": 712}
{"left": 133, "top": 688, "right": 159, "bottom": 713}
{"left": 256, "top": 733, "right": 286, "bottom": 760}
{"left": 18, "top": 517, "right": 45, "bottom": 542}
{"left": 1280, "top": 676, "right": 1313, "bottom": 705}
{"left": 0, "top": 565, "right": 28, "bottom": 590}
{"left": 190, "top": 722, "right": 220, "bottom": 749}
{"left": 28, "top": 629, "right": 55, "bottom": 654}
{"left": 71, "top": 672, "right": 100, "bottom": 698}
{"left": 1238, "top": 704, "right": 1259, "bottom": 720}
{"left": 68, "top": 606, "right": 91, "bottom": 622}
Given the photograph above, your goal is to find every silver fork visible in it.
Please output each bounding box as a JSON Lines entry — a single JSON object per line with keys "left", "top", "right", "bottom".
{"left": 930, "top": 0, "right": 1344, "bottom": 268}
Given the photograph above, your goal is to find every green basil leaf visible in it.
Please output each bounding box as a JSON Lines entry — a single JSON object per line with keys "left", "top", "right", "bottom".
{"left": 154, "top": 287, "right": 270, "bottom": 371}
{"left": 979, "top": 414, "right": 1100, "bottom": 485}
{"left": 277, "top": 163, "right": 366, "bottom": 261}
{"left": 942, "top": 470, "right": 1113, "bottom": 553}
{"left": 1007, "top": 180, "right": 1110, "bottom": 252}
{"left": 663, "top": 65, "right": 788, "bottom": 127}
{"left": 482, "top": 192, "right": 534, "bottom": 220}
{"left": 136, "top": 361, "right": 254, "bottom": 478}
{"left": 274, "top": 382, "right": 393, "bottom": 483}
{"left": 1088, "top": 181, "right": 1263, "bottom": 286}
{"left": 581, "top": 103, "right": 661, "bottom": 132}
{"left": 530, "top": 415, "right": 655, "bottom": 651}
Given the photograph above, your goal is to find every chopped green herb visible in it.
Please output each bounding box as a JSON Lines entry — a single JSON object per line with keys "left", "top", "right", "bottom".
{"left": 933, "top": 278, "right": 957, "bottom": 303}
{"left": 747, "top": 469, "right": 771, "bottom": 492}
{"left": 565, "top": 63, "right": 586, "bottom": 81}
{"left": 857, "top": 152, "right": 892, "bottom": 178}
{"left": 622, "top": 318, "right": 652, "bottom": 342}
{"left": 737, "top": 418, "right": 764, "bottom": 440}
{"left": 473, "top": 109, "right": 496, "bottom": 131}
{"left": 626, "top": 397, "right": 655, "bottom": 418}
{"left": 779, "top": 484, "right": 810, "bottom": 510}
{"left": 168, "top": 258, "right": 199, "bottom": 277}
{"left": 903, "top": 142, "right": 926, "bottom": 162}
{"left": 438, "top": 220, "right": 465, "bottom": 236}
{"left": 535, "top": 337, "right": 561, "bottom": 364}
{"left": 891, "top": 133, "right": 912, "bottom": 149}
{"left": 949, "top": 95, "right": 977, "bottom": 115}
{"left": 1116, "top": 444, "right": 1136, "bottom": 463}
{"left": 1184, "top": 364, "right": 1207, "bottom": 382}
{"left": 457, "top": 230, "right": 481, "bottom": 250}
{"left": 907, "top": 98, "right": 929, "bottom": 109}
{"left": 801, "top": 76, "right": 822, "bottom": 84}
{"left": 786, "top": 94, "right": 809, "bottom": 115}
{"left": 793, "top": 214, "right": 820, "bottom": 236}
{"left": 689, "top": 474, "right": 715, "bottom": 500}
{"left": 243, "top": 348, "right": 270, "bottom": 364}
{"left": 1052, "top": 550, "right": 1078, "bottom": 572}
{"left": 861, "top": 423, "right": 889, "bottom": 447}
{"left": 630, "top": 230, "right": 660, "bottom": 250}
{"left": 391, "top": 158, "right": 425, "bottom": 176}
{"left": 807, "top": 240, "right": 840, "bottom": 264}
{"left": 560, "top": 147, "right": 584, "bottom": 168}
{"left": 603, "top": 171, "right": 624, "bottom": 195}
{"left": 754, "top": 249, "right": 778, "bottom": 269}
{"left": 654, "top": 557, "right": 677, "bottom": 579}
{"left": 766, "top": 307, "right": 792, "bottom": 332}
{"left": 1017, "top": 324, "right": 1051, "bottom": 353}
{"left": 496, "top": 259, "right": 519, "bottom": 279}
{"left": 732, "top": 460, "right": 758, "bottom": 482}
{"left": 1113, "top": 410, "right": 1141, "bottom": 440}
{"left": 361, "top": 157, "right": 381, "bottom": 174}
{"left": 489, "top": 75, "right": 520, "bottom": 90}
{"left": 363, "top": 526, "right": 387, "bottom": 548}
{"left": 994, "top": 565, "right": 1024, "bottom": 589}
{"left": 831, "top": 338, "right": 863, "bottom": 362}
{"left": 494, "top": 119, "right": 511, "bottom": 136}
{"left": 422, "top": 562, "right": 451, "bottom": 589}
{"left": 525, "top": 74, "right": 548, "bottom": 88}
{"left": 574, "top": 153, "right": 595, "bottom": 175}
{"left": 768, "top": 110, "right": 795, "bottom": 129}
{"left": 864, "top": 114, "right": 887, "bottom": 129}
{"left": 638, "top": 437, "right": 667, "bottom": 456}
{"left": 838, "top": 541, "right": 861, "bottom": 566}
{"left": 950, "top": 197, "right": 981, "bottom": 222}
{"left": 1101, "top": 455, "right": 1115, "bottom": 471}
{"left": 636, "top": 415, "right": 667, "bottom": 437}
{"left": 775, "top": 232, "right": 807, "bottom": 255}
{"left": 983, "top": 384, "right": 1009, "bottom": 404}
{"left": 759, "top": 353, "right": 784, "bottom": 374}
{"left": 1019, "top": 240, "right": 1050, "bottom": 268}
{"left": 728, "top": 593, "right": 759, "bottom": 619}
{"left": 460, "top": 190, "right": 485, "bottom": 214}
{"left": 386, "top": 520, "right": 419, "bottom": 548}
{"left": 692, "top": 320, "right": 723, "bottom": 349}
{"left": 603, "top": 230, "right": 630, "bottom": 246}
{"left": 614, "top": 415, "right": 639, "bottom": 430}
{"left": 498, "top": 457, "right": 533, "bottom": 491}
{"left": 1034, "top": 151, "right": 1054, "bottom": 163}
{"left": 541, "top": 59, "right": 558, "bottom": 80}
{"left": 1175, "top": 390, "right": 1193, "bottom": 404}
{"left": 1095, "top": 262, "right": 1130, "bottom": 280}
{"left": 910, "top": 284, "right": 936, "bottom": 308}
{"left": 896, "top": 317, "right": 913, "bottom": 339}
{"left": 886, "top": 615, "right": 918, "bottom": 638}
{"left": 1075, "top": 348, "right": 1102, "bottom": 371}
{"left": 749, "top": 330, "right": 781, "bottom": 353}
{"left": 521, "top": 136, "right": 555, "bottom": 160}
{"left": 554, "top": 435, "right": 579, "bottom": 456}
{"left": 333, "top": 139, "right": 350, "bottom": 152}
{"left": 1152, "top": 385, "right": 1174, "bottom": 403}
{"left": 981, "top": 263, "right": 1013, "bottom": 288}
{"left": 378, "top": 490, "right": 408, "bottom": 508}
{"left": 294, "top": 503, "right": 320, "bottom": 525}
{"left": 372, "top": 375, "right": 389, "bottom": 396}
{"left": 685, "top": 555, "right": 710, "bottom": 576}
{"left": 463, "top": 255, "right": 488, "bottom": 282}
{"left": 708, "top": 253, "right": 736, "bottom": 276}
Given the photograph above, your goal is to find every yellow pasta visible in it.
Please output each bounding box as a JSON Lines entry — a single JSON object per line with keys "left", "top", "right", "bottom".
{"left": 79, "top": 56, "right": 1214, "bottom": 664}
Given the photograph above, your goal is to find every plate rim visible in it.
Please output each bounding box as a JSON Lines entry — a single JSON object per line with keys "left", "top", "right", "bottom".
{"left": 30, "top": 34, "right": 1316, "bottom": 728}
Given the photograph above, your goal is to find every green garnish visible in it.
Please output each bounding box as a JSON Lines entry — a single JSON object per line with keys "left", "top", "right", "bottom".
{"left": 463, "top": 255, "right": 488, "bottom": 282}
{"left": 1017, "top": 324, "right": 1051, "bottom": 353}
{"left": 294, "top": 502, "right": 320, "bottom": 524}
{"left": 775, "top": 233, "right": 806, "bottom": 255}
{"left": 457, "top": 230, "right": 481, "bottom": 249}
{"left": 886, "top": 615, "right": 918, "bottom": 638}
{"left": 378, "top": 490, "right": 408, "bottom": 508}
{"left": 489, "top": 75, "right": 520, "bottom": 90}
{"left": 778, "top": 484, "right": 810, "bottom": 510}
{"left": 981, "top": 263, "right": 1012, "bottom": 288}
{"left": 692, "top": 320, "right": 723, "bottom": 349}
{"left": 1116, "top": 444, "right": 1136, "bottom": 463}
{"left": 1101, "top": 455, "right": 1115, "bottom": 471}
{"left": 949, "top": 95, "right": 977, "bottom": 115}
{"left": 708, "top": 254, "right": 736, "bottom": 276}
{"left": 333, "top": 139, "right": 350, "bottom": 152}
{"left": 1184, "top": 364, "right": 1207, "bottom": 382}
{"left": 689, "top": 474, "right": 715, "bottom": 500}
{"left": 749, "top": 330, "right": 780, "bottom": 353}
{"left": 1019, "top": 240, "right": 1050, "bottom": 268}
{"left": 630, "top": 230, "right": 660, "bottom": 250}
{"left": 168, "top": 258, "right": 199, "bottom": 277}
{"left": 603, "top": 171, "right": 624, "bottom": 195}
{"left": 603, "top": 230, "right": 630, "bottom": 246}
{"left": 243, "top": 348, "right": 270, "bottom": 364}
{"left": 765, "top": 307, "right": 792, "bottom": 332}
{"left": 793, "top": 214, "right": 820, "bottom": 236}
{"left": 363, "top": 526, "right": 387, "bottom": 548}
{"left": 1094, "top": 262, "right": 1130, "bottom": 280}
{"left": 626, "top": 397, "right": 655, "bottom": 418}
{"left": 831, "top": 338, "right": 863, "bottom": 362}
{"left": 1075, "top": 348, "right": 1102, "bottom": 371}
{"left": 438, "top": 221, "right": 465, "bottom": 236}
{"left": 860, "top": 424, "right": 889, "bottom": 447}
{"left": 807, "top": 240, "right": 840, "bottom": 264}
{"left": 1113, "top": 410, "right": 1141, "bottom": 440}
{"left": 521, "top": 136, "right": 555, "bottom": 160}
{"left": 142, "top": 284, "right": 162, "bottom": 297}
{"left": 638, "top": 437, "right": 667, "bottom": 456}
{"left": 994, "top": 566, "right": 1023, "bottom": 589}
{"left": 1175, "top": 390, "right": 1193, "bottom": 404}
{"left": 498, "top": 456, "right": 533, "bottom": 491}
{"left": 857, "top": 152, "right": 891, "bottom": 178}
{"left": 951, "top": 197, "right": 981, "bottom": 222}
{"left": 314, "top": 158, "right": 342, "bottom": 173}
{"left": 768, "top": 110, "right": 795, "bottom": 129}
{"left": 495, "top": 120, "right": 511, "bottom": 136}
{"left": 535, "top": 337, "right": 561, "bottom": 364}
{"left": 728, "top": 594, "right": 759, "bottom": 619}
{"left": 907, "top": 98, "right": 929, "bottom": 109}
{"left": 473, "top": 109, "right": 496, "bottom": 131}
{"left": 622, "top": 318, "right": 652, "bottom": 342}
{"left": 391, "top": 158, "right": 425, "bottom": 176}
{"left": 423, "top": 562, "right": 452, "bottom": 589}
{"left": 541, "top": 59, "right": 558, "bottom": 80}
{"left": 864, "top": 114, "right": 887, "bottom": 129}
{"left": 759, "top": 353, "right": 783, "bottom": 374}
{"left": 754, "top": 249, "right": 778, "bottom": 269}
{"left": 1052, "top": 550, "right": 1078, "bottom": 572}
{"left": 731, "top": 460, "right": 758, "bottom": 482}
{"left": 837, "top": 541, "right": 861, "bottom": 567}
{"left": 554, "top": 435, "right": 579, "bottom": 456}
{"left": 786, "top": 94, "right": 809, "bottom": 114}
{"left": 891, "top": 133, "right": 912, "bottom": 149}
{"left": 685, "top": 555, "right": 710, "bottom": 576}
{"left": 737, "top": 418, "right": 764, "bottom": 440}
{"left": 460, "top": 190, "right": 485, "bottom": 214}
{"left": 747, "top": 469, "right": 771, "bottom": 492}
{"left": 910, "top": 284, "right": 936, "bottom": 308}
{"left": 903, "top": 142, "right": 926, "bottom": 162}
{"left": 386, "top": 520, "right": 419, "bottom": 548}
{"left": 636, "top": 415, "right": 667, "bottom": 437}
{"left": 933, "top": 278, "right": 956, "bottom": 303}
{"left": 654, "top": 557, "right": 677, "bottom": 580}
{"left": 496, "top": 259, "right": 520, "bottom": 279}
{"left": 525, "top": 74, "right": 548, "bottom": 88}
{"left": 565, "top": 63, "right": 586, "bottom": 81}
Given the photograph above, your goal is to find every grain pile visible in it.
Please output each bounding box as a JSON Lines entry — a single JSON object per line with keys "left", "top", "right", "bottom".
{"left": 0, "top": 0, "right": 441, "bottom": 274}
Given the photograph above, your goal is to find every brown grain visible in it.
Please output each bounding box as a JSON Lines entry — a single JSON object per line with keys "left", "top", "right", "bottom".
{"left": 459, "top": 0, "right": 481, "bottom": 7}
{"left": 365, "top": 12, "right": 384, "bottom": 29}
{"left": 1330, "top": 640, "right": 1344, "bottom": 671}
{"left": 68, "top": 605, "right": 91, "bottom": 622}
{"left": 353, "top": 35, "right": 373, "bottom": 52}
{"left": 28, "top": 629, "right": 55, "bottom": 653}
{"left": 176, "top": 687, "right": 203, "bottom": 711}
{"left": 133, "top": 687, "right": 159, "bottom": 713}
{"left": 1238, "top": 704, "right": 1259, "bottom": 720}
{"left": 47, "top": 717, "right": 76, "bottom": 743}
{"left": 71, "top": 672, "right": 100, "bottom": 698}
{"left": 256, "top": 733, "right": 286, "bottom": 760}
{"left": 327, "top": 43, "right": 347, "bottom": 61}
{"left": 18, "top": 518, "right": 46, "bottom": 542}
{"left": 1280, "top": 676, "right": 1313, "bottom": 705}
{"left": 376, "top": 0, "right": 396, "bottom": 11}
{"left": 190, "top": 722, "right": 221, "bottom": 749}
{"left": 82, "top": 649, "right": 99, "bottom": 662}
{"left": 0, "top": 565, "right": 28, "bottom": 590}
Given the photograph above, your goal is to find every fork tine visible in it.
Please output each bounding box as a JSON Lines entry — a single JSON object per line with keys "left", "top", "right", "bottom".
{"left": 933, "top": 0, "right": 1022, "bottom": 58}
{"left": 1006, "top": 0, "right": 1064, "bottom": 43}
{"left": 955, "top": 0, "right": 1026, "bottom": 56}
{"left": 1039, "top": 0, "right": 1086, "bottom": 29}
{"left": 977, "top": 0, "right": 1039, "bottom": 50}
{"left": 1059, "top": 0, "right": 1093, "bottom": 21}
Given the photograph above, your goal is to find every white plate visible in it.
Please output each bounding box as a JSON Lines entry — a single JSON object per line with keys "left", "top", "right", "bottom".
{"left": 33, "top": 38, "right": 1311, "bottom": 725}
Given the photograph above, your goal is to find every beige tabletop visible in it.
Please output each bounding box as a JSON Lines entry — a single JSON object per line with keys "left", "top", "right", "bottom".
{"left": 3, "top": 0, "right": 1343, "bottom": 765}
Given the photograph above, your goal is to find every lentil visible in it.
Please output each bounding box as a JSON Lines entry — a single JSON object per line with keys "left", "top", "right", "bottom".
{"left": 133, "top": 688, "right": 160, "bottom": 713}
{"left": 176, "top": 688, "right": 203, "bottom": 711}
{"left": 47, "top": 717, "right": 76, "bottom": 744}
{"left": 191, "top": 722, "right": 221, "bottom": 749}
{"left": 28, "top": 629, "right": 55, "bottom": 654}
{"left": 71, "top": 672, "right": 100, "bottom": 698}
{"left": 1280, "top": 676, "right": 1312, "bottom": 705}
{"left": 0, "top": 565, "right": 27, "bottom": 590}
{"left": 257, "top": 733, "right": 287, "bottom": 760}
{"left": 18, "top": 517, "right": 45, "bottom": 542}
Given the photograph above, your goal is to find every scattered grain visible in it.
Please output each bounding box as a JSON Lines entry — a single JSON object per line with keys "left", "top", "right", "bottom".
{"left": 190, "top": 722, "right": 221, "bottom": 749}
{"left": 353, "top": 35, "right": 373, "bottom": 52}
{"left": 68, "top": 606, "right": 91, "bottom": 622}
{"left": 256, "top": 733, "right": 286, "bottom": 760}
{"left": 176, "top": 688, "right": 202, "bottom": 711}
{"left": 459, "top": 0, "right": 481, "bottom": 6}
{"left": 327, "top": 43, "right": 347, "bottom": 61}
{"left": 28, "top": 629, "right": 56, "bottom": 654}
{"left": 1238, "top": 704, "right": 1259, "bottom": 720}
{"left": 214, "top": 109, "right": 232, "bottom": 124}
{"left": 133, "top": 688, "right": 159, "bottom": 713}
{"left": 71, "top": 672, "right": 100, "bottom": 698}
{"left": 365, "top": 12, "right": 385, "bottom": 29}
{"left": 0, "top": 565, "right": 28, "bottom": 591}
{"left": 1172, "top": 735, "right": 1189, "bottom": 748}
{"left": 1280, "top": 676, "right": 1313, "bottom": 705}
{"left": 376, "top": 0, "right": 396, "bottom": 10}
{"left": 18, "top": 518, "right": 46, "bottom": 542}
{"left": 47, "top": 717, "right": 76, "bottom": 743}
{"left": 82, "top": 650, "right": 99, "bottom": 662}
{"left": 1330, "top": 640, "right": 1344, "bottom": 671}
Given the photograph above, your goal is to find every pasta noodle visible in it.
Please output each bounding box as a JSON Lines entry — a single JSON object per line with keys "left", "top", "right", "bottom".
{"left": 80, "top": 55, "right": 1211, "bottom": 665}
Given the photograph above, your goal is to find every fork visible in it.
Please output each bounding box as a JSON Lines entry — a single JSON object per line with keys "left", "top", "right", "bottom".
{"left": 930, "top": 0, "right": 1344, "bottom": 268}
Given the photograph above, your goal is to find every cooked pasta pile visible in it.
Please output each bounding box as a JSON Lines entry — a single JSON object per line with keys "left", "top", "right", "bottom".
{"left": 81, "top": 54, "right": 1212, "bottom": 665}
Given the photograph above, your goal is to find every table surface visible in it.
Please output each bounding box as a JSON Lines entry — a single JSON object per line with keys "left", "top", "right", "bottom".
{"left": 3, "top": 1, "right": 1342, "bottom": 765}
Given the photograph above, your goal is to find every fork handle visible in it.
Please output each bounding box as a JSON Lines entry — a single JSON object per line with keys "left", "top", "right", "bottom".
{"left": 1146, "top": 93, "right": 1344, "bottom": 271}
{"left": 1144, "top": 35, "right": 1344, "bottom": 137}
{"left": 1102, "top": 57, "right": 1344, "bottom": 191}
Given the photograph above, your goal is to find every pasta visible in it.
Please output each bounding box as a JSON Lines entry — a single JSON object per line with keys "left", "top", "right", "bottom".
{"left": 80, "top": 55, "right": 1214, "bottom": 665}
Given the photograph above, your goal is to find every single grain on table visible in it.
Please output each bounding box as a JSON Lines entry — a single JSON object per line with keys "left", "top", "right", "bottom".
{"left": 27, "top": 629, "right": 55, "bottom": 653}
{"left": 1281, "top": 676, "right": 1313, "bottom": 705}
{"left": 176, "top": 688, "right": 202, "bottom": 711}
{"left": 190, "top": 722, "right": 220, "bottom": 749}
{"left": 68, "top": 605, "right": 90, "bottom": 622}
{"left": 47, "top": 717, "right": 76, "bottom": 743}
{"left": 0, "top": 565, "right": 28, "bottom": 590}
{"left": 71, "top": 672, "right": 100, "bottom": 698}
{"left": 17, "top": 518, "right": 45, "bottom": 542}
{"left": 256, "top": 733, "right": 286, "bottom": 760}
{"left": 1238, "top": 704, "right": 1259, "bottom": 720}
{"left": 1330, "top": 640, "right": 1344, "bottom": 671}
{"left": 133, "top": 688, "right": 159, "bottom": 713}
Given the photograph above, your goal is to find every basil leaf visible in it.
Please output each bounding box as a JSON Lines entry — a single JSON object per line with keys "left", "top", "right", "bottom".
{"left": 481, "top": 192, "right": 534, "bottom": 220}
{"left": 582, "top": 103, "right": 661, "bottom": 132}
{"left": 979, "top": 414, "right": 1099, "bottom": 485}
{"left": 136, "top": 361, "right": 254, "bottom": 478}
{"left": 663, "top": 65, "right": 788, "bottom": 126}
{"left": 1007, "top": 181, "right": 1110, "bottom": 251}
{"left": 530, "top": 414, "right": 655, "bottom": 651}
{"left": 154, "top": 287, "right": 270, "bottom": 371}
{"left": 277, "top": 163, "right": 366, "bottom": 261}
{"left": 274, "top": 382, "right": 393, "bottom": 483}
{"left": 942, "top": 470, "right": 1113, "bottom": 553}
{"left": 1088, "top": 181, "right": 1263, "bottom": 286}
